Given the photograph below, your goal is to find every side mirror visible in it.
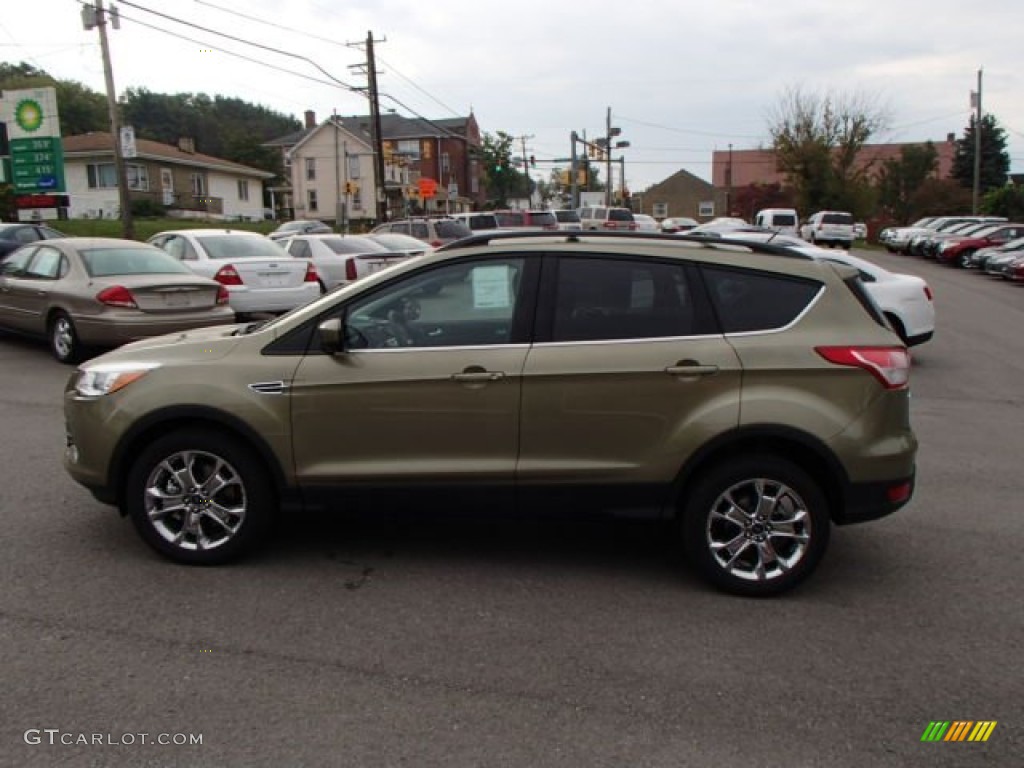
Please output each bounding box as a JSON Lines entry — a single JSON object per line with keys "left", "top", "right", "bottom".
{"left": 318, "top": 317, "right": 344, "bottom": 354}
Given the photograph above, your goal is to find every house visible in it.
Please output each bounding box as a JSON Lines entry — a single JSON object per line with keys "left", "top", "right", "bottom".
{"left": 266, "top": 110, "right": 485, "bottom": 222}
{"left": 635, "top": 169, "right": 717, "bottom": 222}
{"left": 279, "top": 116, "right": 394, "bottom": 227}
{"left": 61, "top": 132, "right": 273, "bottom": 221}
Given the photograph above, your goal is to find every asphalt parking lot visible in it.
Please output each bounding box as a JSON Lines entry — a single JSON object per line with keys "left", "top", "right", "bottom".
{"left": 1, "top": 248, "right": 1021, "bottom": 767}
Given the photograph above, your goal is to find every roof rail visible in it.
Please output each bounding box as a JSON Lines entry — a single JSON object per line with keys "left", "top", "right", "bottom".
{"left": 436, "top": 229, "right": 814, "bottom": 260}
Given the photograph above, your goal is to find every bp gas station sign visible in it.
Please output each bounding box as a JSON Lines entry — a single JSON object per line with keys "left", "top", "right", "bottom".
{"left": 2, "top": 87, "right": 67, "bottom": 195}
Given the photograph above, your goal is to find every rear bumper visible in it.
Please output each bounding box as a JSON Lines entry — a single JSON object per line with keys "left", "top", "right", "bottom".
{"left": 835, "top": 469, "right": 915, "bottom": 525}
{"left": 227, "top": 283, "right": 321, "bottom": 313}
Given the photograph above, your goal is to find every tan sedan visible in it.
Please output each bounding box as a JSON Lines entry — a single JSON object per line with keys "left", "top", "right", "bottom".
{"left": 0, "top": 237, "right": 235, "bottom": 363}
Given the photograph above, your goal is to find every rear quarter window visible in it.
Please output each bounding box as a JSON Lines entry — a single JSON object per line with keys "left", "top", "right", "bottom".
{"left": 701, "top": 265, "right": 821, "bottom": 333}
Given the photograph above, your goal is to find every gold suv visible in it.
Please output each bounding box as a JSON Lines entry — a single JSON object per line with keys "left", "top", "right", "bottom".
{"left": 63, "top": 232, "right": 917, "bottom": 595}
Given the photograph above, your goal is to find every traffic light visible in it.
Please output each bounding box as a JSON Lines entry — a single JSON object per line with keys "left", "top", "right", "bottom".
{"left": 529, "top": 155, "right": 536, "bottom": 168}
{"left": 344, "top": 181, "right": 358, "bottom": 195}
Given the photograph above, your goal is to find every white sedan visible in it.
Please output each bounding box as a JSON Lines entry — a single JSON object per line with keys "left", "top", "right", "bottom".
{"left": 148, "top": 229, "right": 321, "bottom": 315}
{"left": 280, "top": 234, "right": 414, "bottom": 291}
{"left": 717, "top": 232, "right": 935, "bottom": 346}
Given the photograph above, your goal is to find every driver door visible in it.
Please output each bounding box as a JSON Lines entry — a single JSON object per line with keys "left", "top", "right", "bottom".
{"left": 289, "top": 254, "right": 538, "bottom": 504}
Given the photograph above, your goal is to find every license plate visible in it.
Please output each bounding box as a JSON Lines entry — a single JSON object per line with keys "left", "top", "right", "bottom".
{"left": 367, "top": 261, "right": 388, "bottom": 273}
{"left": 258, "top": 272, "right": 288, "bottom": 287}
{"left": 163, "top": 293, "right": 190, "bottom": 307}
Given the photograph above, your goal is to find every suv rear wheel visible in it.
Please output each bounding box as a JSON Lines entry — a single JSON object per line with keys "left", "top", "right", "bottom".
{"left": 126, "top": 429, "right": 274, "bottom": 564}
{"left": 682, "top": 455, "right": 830, "bottom": 596}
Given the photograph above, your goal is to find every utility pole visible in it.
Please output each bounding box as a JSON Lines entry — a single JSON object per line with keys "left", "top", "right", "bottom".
{"left": 605, "top": 107, "right": 613, "bottom": 207}
{"left": 570, "top": 131, "right": 579, "bottom": 209}
{"left": 726, "top": 143, "right": 733, "bottom": 217}
{"left": 972, "top": 68, "right": 983, "bottom": 215}
{"left": 366, "top": 32, "right": 388, "bottom": 222}
{"left": 517, "top": 134, "right": 534, "bottom": 205}
{"left": 84, "top": 1, "right": 133, "bottom": 239}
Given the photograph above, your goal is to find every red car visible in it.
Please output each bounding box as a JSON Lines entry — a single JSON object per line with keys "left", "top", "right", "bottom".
{"left": 934, "top": 223, "right": 1024, "bottom": 268}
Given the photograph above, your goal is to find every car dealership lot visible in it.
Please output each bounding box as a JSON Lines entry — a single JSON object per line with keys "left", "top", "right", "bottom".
{"left": 0, "top": 248, "right": 1021, "bottom": 767}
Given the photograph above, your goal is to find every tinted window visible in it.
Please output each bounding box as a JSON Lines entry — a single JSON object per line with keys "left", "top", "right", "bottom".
{"left": 288, "top": 239, "right": 312, "bottom": 258}
{"left": 81, "top": 247, "right": 193, "bottom": 276}
{"left": 553, "top": 257, "right": 696, "bottom": 341}
{"left": 410, "top": 222, "right": 430, "bottom": 239}
{"left": 496, "top": 212, "right": 524, "bottom": 227}
{"left": 554, "top": 210, "right": 580, "bottom": 223}
{"left": 773, "top": 214, "right": 796, "bottom": 226}
{"left": 608, "top": 208, "right": 634, "bottom": 222}
{"left": 822, "top": 213, "right": 853, "bottom": 225}
{"left": 701, "top": 265, "right": 820, "bottom": 333}
{"left": 528, "top": 211, "right": 557, "bottom": 228}
{"left": 465, "top": 214, "right": 498, "bottom": 230}
{"left": 434, "top": 220, "right": 472, "bottom": 239}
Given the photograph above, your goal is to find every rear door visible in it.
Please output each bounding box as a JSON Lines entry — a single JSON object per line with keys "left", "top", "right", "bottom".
{"left": 517, "top": 253, "right": 742, "bottom": 508}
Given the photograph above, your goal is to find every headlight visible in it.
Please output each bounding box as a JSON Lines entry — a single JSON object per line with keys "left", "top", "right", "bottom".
{"left": 74, "top": 362, "right": 161, "bottom": 397}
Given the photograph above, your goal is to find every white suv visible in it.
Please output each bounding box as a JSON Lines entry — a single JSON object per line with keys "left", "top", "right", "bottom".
{"left": 800, "top": 211, "right": 855, "bottom": 249}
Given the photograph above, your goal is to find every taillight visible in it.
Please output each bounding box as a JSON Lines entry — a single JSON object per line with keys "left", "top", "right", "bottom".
{"left": 604, "top": 221, "right": 618, "bottom": 229}
{"left": 96, "top": 285, "right": 137, "bottom": 308}
{"left": 344, "top": 258, "right": 358, "bottom": 282}
{"left": 215, "top": 286, "right": 230, "bottom": 305}
{"left": 214, "top": 265, "right": 243, "bottom": 286}
{"left": 923, "top": 284, "right": 933, "bottom": 301}
{"left": 303, "top": 261, "right": 319, "bottom": 282}
{"left": 816, "top": 346, "right": 911, "bottom": 390}
{"left": 429, "top": 239, "right": 443, "bottom": 247}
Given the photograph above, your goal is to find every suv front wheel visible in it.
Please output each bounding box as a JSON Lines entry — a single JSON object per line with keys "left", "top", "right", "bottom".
{"left": 681, "top": 456, "right": 830, "bottom": 596}
{"left": 126, "top": 429, "right": 274, "bottom": 564}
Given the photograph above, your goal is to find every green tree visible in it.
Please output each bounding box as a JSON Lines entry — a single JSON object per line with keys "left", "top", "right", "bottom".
{"left": 981, "top": 184, "right": 1024, "bottom": 220}
{"left": 952, "top": 113, "right": 1010, "bottom": 193}
{"left": 767, "top": 86, "right": 889, "bottom": 217}
{"left": 875, "top": 142, "right": 939, "bottom": 223}
{"left": 480, "top": 131, "right": 532, "bottom": 207}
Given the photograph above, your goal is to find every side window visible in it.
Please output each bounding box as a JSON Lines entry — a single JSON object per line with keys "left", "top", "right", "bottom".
{"left": 701, "top": 265, "right": 821, "bottom": 333}
{"left": 25, "top": 246, "right": 64, "bottom": 279}
{"left": 14, "top": 227, "right": 42, "bottom": 244}
{"left": 1, "top": 247, "right": 38, "bottom": 277}
{"left": 344, "top": 257, "right": 526, "bottom": 349}
{"left": 410, "top": 222, "right": 429, "bottom": 239}
{"left": 392, "top": 222, "right": 410, "bottom": 236}
{"left": 163, "top": 236, "right": 197, "bottom": 261}
{"left": 288, "top": 239, "right": 312, "bottom": 258}
{"left": 552, "top": 257, "right": 696, "bottom": 342}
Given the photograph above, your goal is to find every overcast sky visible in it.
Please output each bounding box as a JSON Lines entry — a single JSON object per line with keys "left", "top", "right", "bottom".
{"left": 2, "top": 0, "right": 1022, "bottom": 192}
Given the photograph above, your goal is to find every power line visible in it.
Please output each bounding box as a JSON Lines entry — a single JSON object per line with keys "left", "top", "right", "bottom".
{"left": 115, "top": 0, "right": 361, "bottom": 94}
{"left": 617, "top": 114, "right": 765, "bottom": 141}
{"left": 75, "top": 3, "right": 352, "bottom": 94}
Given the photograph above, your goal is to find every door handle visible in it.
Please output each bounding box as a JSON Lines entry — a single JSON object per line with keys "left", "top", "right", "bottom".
{"left": 451, "top": 370, "right": 505, "bottom": 383}
{"left": 665, "top": 361, "right": 719, "bottom": 377}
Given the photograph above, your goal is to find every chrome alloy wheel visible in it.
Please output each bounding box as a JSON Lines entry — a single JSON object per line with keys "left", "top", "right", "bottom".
{"left": 144, "top": 450, "right": 247, "bottom": 552}
{"left": 705, "top": 478, "right": 812, "bottom": 582}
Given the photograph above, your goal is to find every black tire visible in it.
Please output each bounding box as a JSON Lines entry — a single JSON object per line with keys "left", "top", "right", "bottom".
{"left": 956, "top": 250, "right": 974, "bottom": 269}
{"left": 125, "top": 429, "right": 275, "bottom": 565}
{"left": 681, "top": 455, "right": 830, "bottom": 596}
{"left": 49, "top": 311, "right": 84, "bottom": 364}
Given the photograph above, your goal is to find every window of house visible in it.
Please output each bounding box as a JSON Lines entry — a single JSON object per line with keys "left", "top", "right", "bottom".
{"left": 397, "top": 140, "right": 420, "bottom": 160}
{"left": 441, "top": 153, "right": 450, "bottom": 173}
{"left": 352, "top": 188, "right": 362, "bottom": 211}
{"left": 307, "top": 190, "right": 318, "bottom": 212}
{"left": 470, "top": 160, "right": 479, "bottom": 194}
{"left": 237, "top": 179, "right": 249, "bottom": 201}
{"left": 347, "top": 155, "right": 360, "bottom": 179}
{"left": 306, "top": 158, "right": 316, "bottom": 181}
{"left": 86, "top": 163, "right": 118, "bottom": 189}
{"left": 126, "top": 164, "right": 149, "bottom": 191}
{"left": 190, "top": 173, "right": 205, "bottom": 197}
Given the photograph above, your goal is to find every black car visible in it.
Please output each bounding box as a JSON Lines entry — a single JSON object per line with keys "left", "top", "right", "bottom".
{"left": 0, "top": 223, "right": 67, "bottom": 257}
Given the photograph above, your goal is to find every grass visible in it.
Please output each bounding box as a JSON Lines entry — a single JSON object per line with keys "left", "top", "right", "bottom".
{"left": 56, "top": 217, "right": 278, "bottom": 242}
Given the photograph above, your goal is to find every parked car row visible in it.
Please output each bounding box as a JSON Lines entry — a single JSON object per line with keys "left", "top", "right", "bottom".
{"left": 880, "top": 216, "right": 1024, "bottom": 275}
{"left": 0, "top": 225, "right": 442, "bottom": 363}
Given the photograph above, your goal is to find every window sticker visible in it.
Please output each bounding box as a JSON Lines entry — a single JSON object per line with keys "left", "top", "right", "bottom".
{"left": 472, "top": 265, "right": 512, "bottom": 309}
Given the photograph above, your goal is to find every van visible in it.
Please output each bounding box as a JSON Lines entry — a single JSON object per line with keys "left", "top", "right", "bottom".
{"left": 754, "top": 208, "right": 799, "bottom": 237}
{"left": 578, "top": 206, "right": 637, "bottom": 231}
